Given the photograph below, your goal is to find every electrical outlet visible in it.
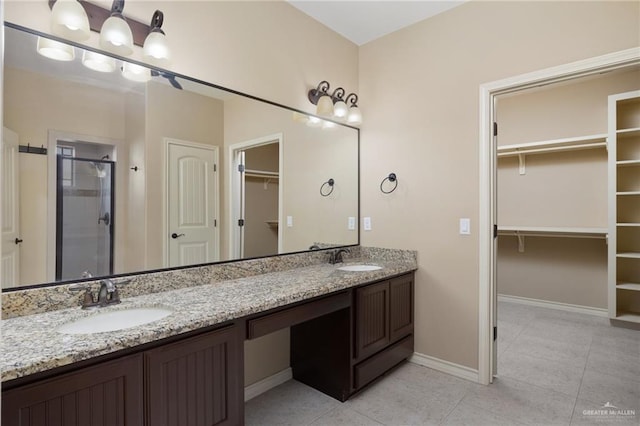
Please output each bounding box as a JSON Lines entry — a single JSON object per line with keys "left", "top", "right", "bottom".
{"left": 459, "top": 218, "right": 470, "bottom": 235}
{"left": 363, "top": 217, "right": 372, "bottom": 231}
{"left": 287, "top": 216, "right": 293, "bottom": 227}
{"left": 348, "top": 217, "right": 356, "bottom": 230}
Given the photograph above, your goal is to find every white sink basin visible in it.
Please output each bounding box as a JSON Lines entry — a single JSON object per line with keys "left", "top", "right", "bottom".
{"left": 337, "top": 264, "right": 383, "bottom": 272}
{"left": 58, "top": 307, "right": 173, "bottom": 335}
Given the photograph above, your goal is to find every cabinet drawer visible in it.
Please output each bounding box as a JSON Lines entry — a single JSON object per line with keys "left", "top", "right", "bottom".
{"left": 354, "top": 334, "right": 413, "bottom": 390}
{"left": 247, "top": 291, "right": 350, "bottom": 339}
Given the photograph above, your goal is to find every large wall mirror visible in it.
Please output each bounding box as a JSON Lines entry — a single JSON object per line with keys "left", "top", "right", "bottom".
{"left": 1, "top": 23, "right": 359, "bottom": 291}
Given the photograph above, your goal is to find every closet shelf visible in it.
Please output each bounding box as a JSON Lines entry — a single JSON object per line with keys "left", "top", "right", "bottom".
{"left": 617, "top": 223, "right": 640, "bottom": 227}
{"left": 245, "top": 169, "right": 279, "bottom": 179}
{"left": 617, "top": 160, "right": 640, "bottom": 167}
{"left": 497, "top": 226, "right": 608, "bottom": 238}
{"left": 617, "top": 191, "right": 640, "bottom": 196}
{"left": 617, "top": 283, "right": 640, "bottom": 292}
{"left": 497, "top": 134, "right": 607, "bottom": 157}
{"left": 265, "top": 220, "right": 278, "bottom": 228}
{"left": 616, "top": 252, "right": 640, "bottom": 259}
{"left": 616, "top": 127, "right": 640, "bottom": 137}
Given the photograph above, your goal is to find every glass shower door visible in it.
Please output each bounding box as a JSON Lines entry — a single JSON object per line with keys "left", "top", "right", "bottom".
{"left": 56, "top": 156, "right": 115, "bottom": 280}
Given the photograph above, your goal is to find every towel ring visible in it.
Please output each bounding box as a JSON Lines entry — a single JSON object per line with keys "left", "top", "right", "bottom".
{"left": 320, "top": 178, "right": 335, "bottom": 197}
{"left": 380, "top": 173, "right": 398, "bottom": 194}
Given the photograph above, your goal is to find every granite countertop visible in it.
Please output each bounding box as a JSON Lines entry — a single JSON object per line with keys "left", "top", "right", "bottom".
{"left": 1, "top": 258, "right": 416, "bottom": 382}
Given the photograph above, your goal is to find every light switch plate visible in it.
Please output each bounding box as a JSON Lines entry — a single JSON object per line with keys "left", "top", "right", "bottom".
{"left": 459, "top": 218, "right": 470, "bottom": 235}
{"left": 348, "top": 217, "right": 356, "bottom": 230}
{"left": 363, "top": 217, "right": 372, "bottom": 231}
{"left": 287, "top": 216, "right": 293, "bottom": 227}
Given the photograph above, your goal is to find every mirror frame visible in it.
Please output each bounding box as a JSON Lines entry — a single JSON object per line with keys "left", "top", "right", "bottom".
{"left": 1, "top": 21, "right": 360, "bottom": 292}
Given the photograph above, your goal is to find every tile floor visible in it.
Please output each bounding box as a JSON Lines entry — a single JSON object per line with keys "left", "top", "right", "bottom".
{"left": 245, "top": 301, "right": 640, "bottom": 425}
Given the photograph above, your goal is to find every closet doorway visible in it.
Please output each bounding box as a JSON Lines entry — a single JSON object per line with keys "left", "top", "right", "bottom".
{"left": 478, "top": 48, "right": 640, "bottom": 385}
{"left": 228, "top": 134, "right": 283, "bottom": 260}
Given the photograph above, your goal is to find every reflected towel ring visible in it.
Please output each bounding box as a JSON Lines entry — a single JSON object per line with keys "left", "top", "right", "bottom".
{"left": 320, "top": 178, "right": 335, "bottom": 197}
{"left": 380, "top": 173, "right": 398, "bottom": 194}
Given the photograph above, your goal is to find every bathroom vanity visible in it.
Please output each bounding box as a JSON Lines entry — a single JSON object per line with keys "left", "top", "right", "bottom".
{"left": 1, "top": 251, "right": 416, "bottom": 426}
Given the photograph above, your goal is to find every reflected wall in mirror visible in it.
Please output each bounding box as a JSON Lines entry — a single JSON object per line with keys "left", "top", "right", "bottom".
{"left": 1, "top": 24, "right": 359, "bottom": 290}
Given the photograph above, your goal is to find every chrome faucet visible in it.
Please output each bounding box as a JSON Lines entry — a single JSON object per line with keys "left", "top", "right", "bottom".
{"left": 329, "top": 248, "right": 350, "bottom": 264}
{"left": 69, "top": 278, "right": 130, "bottom": 309}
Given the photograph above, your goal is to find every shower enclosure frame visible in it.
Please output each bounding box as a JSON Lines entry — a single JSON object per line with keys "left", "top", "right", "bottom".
{"left": 55, "top": 155, "right": 115, "bottom": 281}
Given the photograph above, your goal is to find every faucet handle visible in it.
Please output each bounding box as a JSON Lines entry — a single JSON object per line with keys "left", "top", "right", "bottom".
{"left": 69, "top": 283, "right": 95, "bottom": 307}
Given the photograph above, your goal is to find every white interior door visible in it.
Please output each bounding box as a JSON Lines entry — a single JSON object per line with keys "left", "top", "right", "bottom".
{"left": 2, "top": 127, "right": 21, "bottom": 288}
{"left": 167, "top": 140, "right": 219, "bottom": 267}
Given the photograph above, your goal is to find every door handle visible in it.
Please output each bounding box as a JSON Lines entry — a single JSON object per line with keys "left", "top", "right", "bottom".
{"left": 15, "top": 238, "right": 23, "bottom": 244}
{"left": 171, "top": 233, "right": 185, "bottom": 239}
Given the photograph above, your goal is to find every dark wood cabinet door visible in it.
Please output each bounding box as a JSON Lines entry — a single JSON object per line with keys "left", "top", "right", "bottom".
{"left": 355, "top": 280, "right": 390, "bottom": 360}
{"left": 145, "top": 325, "right": 242, "bottom": 426}
{"left": 389, "top": 274, "right": 414, "bottom": 342}
{"left": 1, "top": 354, "right": 143, "bottom": 426}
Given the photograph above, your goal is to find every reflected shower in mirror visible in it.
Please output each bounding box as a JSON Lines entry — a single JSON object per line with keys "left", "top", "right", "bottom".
{"left": 1, "top": 24, "right": 359, "bottom": 290}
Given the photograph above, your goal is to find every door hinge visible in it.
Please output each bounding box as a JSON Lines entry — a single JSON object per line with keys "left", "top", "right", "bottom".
{"left": 493, "top": 326, "right": 497, "bottom": 341}
{"left": 493, "top": 224, "right": 498, "bottom": 239}
{"left": 238, "top": 164, "right": 245, "bottom": 173}
{"left": 493, "top": 122, "right": 498, "bottom": 136}
{"left": 238, "top": 219, "right": 244, "bottom": 227}
{"left": 213, "top": 164, "right": 217, "bottom": 172}
{"left": 214, "top": 219, "right": 217, "bottom": 227}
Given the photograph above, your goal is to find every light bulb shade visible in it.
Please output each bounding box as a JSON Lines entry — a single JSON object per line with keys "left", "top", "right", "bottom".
{"left": 316, "top": 95, "right": 334, "bottom": 117}
{"left": 82, "top": 50, "right": 116, "bottom": 73}
{"left": 143, "top": 31, "right": 171, "bottom": 67}
{"left": 37, "top": 36, "right": 75, "bottom": 61}
{"left": 50, "top": 0, "right": 90, "bottom": 41}
{"left": 333, "top": 100, "right": 348, "bottom": 119}
{"left": 100, "top": 15, "right": 134, "bottom": 56}
{"left": 122, "top": 62, "right": 152, "bottom": 82}
{"left": 347, "top": 106, "right": 362, "bottom": 125}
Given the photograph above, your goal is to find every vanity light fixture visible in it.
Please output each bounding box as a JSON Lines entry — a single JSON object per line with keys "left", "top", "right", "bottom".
{"left": 36, "top": 36, "right": 75, "bottom": 61}
{"left": 82, "top": 50, "right": 117, "bottom": 72}
{"left": 143, "top": 10, "right": 171, "bottom": 67}
{"left": 100, "top": 0, "right": 134, "bottom": 56}
{"left": 50, "top": 0, "right": 90, "bottom": 41}
{"left": 345, "top": 93, "right": 362, "bottom": 125}
{"left": 308, "top": 81, "right": 362, "bottom": 125}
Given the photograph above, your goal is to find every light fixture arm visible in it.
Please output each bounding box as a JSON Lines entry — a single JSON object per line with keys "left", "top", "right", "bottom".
{"left": 109, "top": 0, "right": 125, "bottom": 16}
{"left": 149, "top": 10, "right": 165, "bottom": 34}
{"left": 308, "top": 80, "right": 331, "bottom": 105}
{"left": 345, "top": 93, "right": 359, "bottom": 107}
{"left": 331, "top": 87, "right": 346, "bottom": 104}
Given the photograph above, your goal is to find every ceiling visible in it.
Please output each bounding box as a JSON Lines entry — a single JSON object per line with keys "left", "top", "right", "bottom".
{"left": 287, "top": 1, "right": 467, "bottom": 46}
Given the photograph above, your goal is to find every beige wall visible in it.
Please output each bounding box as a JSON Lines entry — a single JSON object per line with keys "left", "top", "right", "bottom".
{"left": 359, "top": 1, "right": 640, "bottom": 369}
{"left": 144, "top": 81, "right": 224, "bottom": 269}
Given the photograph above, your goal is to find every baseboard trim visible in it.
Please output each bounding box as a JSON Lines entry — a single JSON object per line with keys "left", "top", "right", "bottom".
{"left": 409, "top": 352, "right": 479, "bottom": 383}
{"left": 244, "top": 368, "right": 292, "bottom": 402}
{"left": 498, "top": 294, "right": 608, "bottom": 317}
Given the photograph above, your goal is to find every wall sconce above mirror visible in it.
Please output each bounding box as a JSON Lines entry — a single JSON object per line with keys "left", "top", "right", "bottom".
{"left": 308, "top": 81, "right": 362, "bottom": 125}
